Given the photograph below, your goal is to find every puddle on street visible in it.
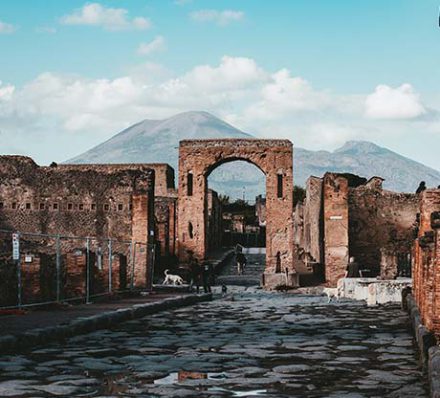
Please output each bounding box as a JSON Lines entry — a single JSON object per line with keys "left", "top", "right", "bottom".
{"left": 209, "top": 387, "right": 268, "bottom": 397}
{"left": 154, "top": 371, "right": 226, "bottom": 384}
{"left": 154, "top": 371, "right": 268, "bottom": 396}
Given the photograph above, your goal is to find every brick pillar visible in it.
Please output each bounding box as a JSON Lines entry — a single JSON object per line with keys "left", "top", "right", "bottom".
{"left": 414, "top": 190, "right": 440, "bottom": 333}
{"left": 431, "top": 210, "right": 440, "bottom": 335}
{"left": 131, "top": 172, "right": 155, "bottom": 289}
{"left": 323, "top": 173, "right": 349, "bottom": 286}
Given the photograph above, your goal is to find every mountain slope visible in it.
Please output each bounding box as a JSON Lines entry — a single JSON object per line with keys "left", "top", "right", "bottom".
{"left": 67, "top": 111, "right": 440, "bottom": 197}
{"left": 67, "top": 111, "right": 251, "bottom": 166}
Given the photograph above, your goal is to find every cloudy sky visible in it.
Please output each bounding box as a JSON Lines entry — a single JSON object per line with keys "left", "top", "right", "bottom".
{"left": 1, "top": 0, "right": 440, "bottom": 169}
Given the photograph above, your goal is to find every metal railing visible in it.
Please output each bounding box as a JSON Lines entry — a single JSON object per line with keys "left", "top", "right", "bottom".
{"left": 0, "top": 229, "right": 155, "bottom": 309}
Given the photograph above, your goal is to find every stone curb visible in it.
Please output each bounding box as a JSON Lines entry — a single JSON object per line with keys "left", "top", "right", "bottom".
{"left": 403, "top": 292, "right": 439, "bottom": 398}
{"left": 0, "top": 293, "right": 212, "bottom": 354}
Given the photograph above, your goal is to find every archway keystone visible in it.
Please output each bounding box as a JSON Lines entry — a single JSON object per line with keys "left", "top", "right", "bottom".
{"left": 177, "top": 139, "right": 296, "bottom": 287}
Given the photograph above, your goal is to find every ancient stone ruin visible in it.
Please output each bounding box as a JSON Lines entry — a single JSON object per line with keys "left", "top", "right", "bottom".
{"left": 0, "top": 139, "right": 439, "bottom": 303}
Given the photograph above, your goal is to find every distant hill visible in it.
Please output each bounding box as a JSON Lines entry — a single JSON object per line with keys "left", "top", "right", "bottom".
{"left": 67, "top": 111, "right": 440, "bottom": 199}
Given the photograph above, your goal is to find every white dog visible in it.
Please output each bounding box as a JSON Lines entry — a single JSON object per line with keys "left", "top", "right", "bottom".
{"left": 163, "top": 269, "right": 184, "bottom": 286}
{"left": 323, "top": 279, "right": 344, "bottom": 303}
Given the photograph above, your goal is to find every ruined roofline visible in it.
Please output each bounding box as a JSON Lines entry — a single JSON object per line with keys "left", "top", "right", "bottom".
{"left": 0, "top": 155, "right": 168, "bottom": 173}
{"left": 179, "top": 138, "right": 293, "bottom": 147}
{"left": 306, "top": 175, "right": 323, "bottom": 182}
{"left": 60, "top": 162, "right": 173, "bottom": 169}
{"left": 0, "top": 155, "right": 38, "bottom": 164}
{"left": 0, "top": 155, "right": 156, "bottom": 183}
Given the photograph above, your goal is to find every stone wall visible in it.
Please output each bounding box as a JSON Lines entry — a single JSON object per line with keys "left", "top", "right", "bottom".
{"left": 295, "top": 172, "right": 418, "bottom": 286}
{"left": 413, "top": 189, "right": 440, "bottom": 336}
{"left": 323, "top": 173, "right": 349, "bottom": 286}
{"left": 155, "top": 194, "right": 178, "bottom": 260}
{"left": 207, "top": 189, "right": 222, "bottom": 251}
{"left": 178, "top": 139, "right": 295, "bottom": 287}
{"left": 255, "top": 195, "right": 266, "bottom": 226}
{"left": 0, "top": 156, "right": 155, "bottom": 304}
{"left": 303, "top": 176, "right": 323, "bottom": 264}
{"left": 348, "top": 178, "right": 418, "bottom": 277}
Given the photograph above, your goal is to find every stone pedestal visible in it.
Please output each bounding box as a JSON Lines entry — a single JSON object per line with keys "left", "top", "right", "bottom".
{"left": 262, "top": 272, "right": 299, "bottom": 289}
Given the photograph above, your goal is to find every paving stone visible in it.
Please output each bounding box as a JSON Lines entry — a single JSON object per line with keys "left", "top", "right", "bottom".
{"left": 0, "top": 289, "right": 429, "bottom": 397}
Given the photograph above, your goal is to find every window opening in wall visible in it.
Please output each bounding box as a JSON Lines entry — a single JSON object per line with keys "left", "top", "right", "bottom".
{"left": 68, "top": 203, "right": 73, "bottom": 210}
{"left": 277, "top": 174, "right": 283, "bottom": 198}
{"left": 0, "top": 202, "right": 3, "bottom": 209}
{"left": 187, "top": 173, "right": 193, "bottom": 196}
{"left": 26, "top": 203, "right": 31, "bottom": 210}
{"left": 53, "top": 203, "right": 58, "bottom": 210}
{"left": 104, "top": 204, "right": 109, "bottom": 211}
{"left": 40, "top": 203, "right": 45, "bottom": 210}
{"left": 275, "top": 251, "right": 281, "bottom": 273}
{"left": 12, "top": 202, "right": 17, "bottom": 210}
{"left": 118, "top": 204, "right": 123, "bottom": 211}
{"left": 91, "top": 203, "right": 96, "bottom": 210}
{"left": 188, "top": 222, "right": 194, "bottom": 239}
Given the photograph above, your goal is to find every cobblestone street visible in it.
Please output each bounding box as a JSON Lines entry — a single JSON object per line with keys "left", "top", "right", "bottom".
{"left": 0, "top": 289, "right": 427, "bottom": 397}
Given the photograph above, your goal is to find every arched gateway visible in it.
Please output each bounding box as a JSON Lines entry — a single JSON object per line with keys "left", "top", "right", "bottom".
{"left": 177, "top": 139, "right": 297, "bottom": 287}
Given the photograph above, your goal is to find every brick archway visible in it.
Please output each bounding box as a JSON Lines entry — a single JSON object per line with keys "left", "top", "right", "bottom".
{"left": 177, "top": 139, "right": 296, "bottom": 286}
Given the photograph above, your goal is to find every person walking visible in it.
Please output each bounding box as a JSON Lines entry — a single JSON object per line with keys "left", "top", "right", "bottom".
{"left": 188, "top": 251, "right": 201, "bottom": 293}
{"left": 202, "top": 262, "right": 212, "bottom": 293}
{"left": 345, "top": 256, "right": 360, "bottom": 278}
{"left": 236, "top": 252, "right": 247, "bottom": 275}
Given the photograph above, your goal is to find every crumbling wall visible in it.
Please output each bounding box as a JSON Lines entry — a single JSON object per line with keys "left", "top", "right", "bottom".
{"left": 323, "top": 173, "right": 349, "bottom": 286}
{"left": 0, "top": 156, "right": 155, "bottom": 303}
{"left": 348, "top": 179, "right": 418, "bottom": 277}
{"left": 207, "top": 189, "right": 222, "bottom": 251}
{"left": 303, "top": 176, "right": 323, "bottom": 264}
{"left": 155, "top": 194, "right": 178, "bottom": 259}
{"left": 413, "top": 189, "right": 440, "bottom": 336}
{"left": 178, "top": 139, "right": 295, "bottom": 288}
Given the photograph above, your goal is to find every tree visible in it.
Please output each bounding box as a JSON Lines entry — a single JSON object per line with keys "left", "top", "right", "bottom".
{"left": 293, "top": 185, "right": 306, "bottom": 207}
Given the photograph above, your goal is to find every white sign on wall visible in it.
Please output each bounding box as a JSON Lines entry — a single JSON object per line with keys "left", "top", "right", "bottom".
{"left": 12, "top": 233, "right": 20, "bottom": 261}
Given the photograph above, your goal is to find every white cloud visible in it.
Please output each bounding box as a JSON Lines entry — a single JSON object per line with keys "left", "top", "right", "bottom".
{"left": 365, "top": 83, "right": 426, "bottom": 119}
{"left": 0, "top": 81, "right": 15, "bottom": 101}
{"left": 190, "top": 9, "right": 244, "bottom": 26}
{"left": 0, "top": 20, "right": 16, "bottom": 34}
{"left": 1, "top": 56, "right": 438, "bottom": 168}
{"left": 183, "top": 56, "right": 267, "bottom": 92}
{"left": 137, "top": 36, "right": 166, "bottom": 56}
{"left": 60, "top": 3, "right": 151, "bottom": 31}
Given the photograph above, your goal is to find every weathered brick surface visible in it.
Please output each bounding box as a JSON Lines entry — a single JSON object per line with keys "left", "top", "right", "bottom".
{"left": 303, "top": 176, "right": 323, "bottom": 264}
{"left": 177, "top": 139, "right": 295, "bottom": 284}
{"left": 348, "top": 182, "right": 418, "bottom": 276}
{"left": 207, "top": 189, "right": 222, "bottom": 251}
{"left": 0, "top": 156, "right": 155, "bottom": 303}
{"left": 323, "top": 173, "right": 349, "bottom": 286}
{"left": 413, "top": 190, "right": 440, "bottom": 336}
{"left": 297, "top": 173, "right": 417, "bottom": 286}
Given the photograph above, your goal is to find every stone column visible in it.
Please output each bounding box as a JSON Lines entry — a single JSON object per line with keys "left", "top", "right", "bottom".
{"left": 323, "top": 173, "right": 349, "bottom": 287}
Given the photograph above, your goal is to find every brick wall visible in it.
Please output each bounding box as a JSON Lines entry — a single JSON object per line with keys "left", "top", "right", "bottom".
{"left": 296, "top": 173, "right": 417, "bottom": 286}
{"left": 413, "top": 190, "right": 440, "bottom": 336}
{"left": 348, "top": 180, "right": 418, "bottom": 277}
{"left": 0, "top": 156, "right": 155, "bottom": 303}
{"left": 178, "top": 139, "right": 295, "bottom": 286}
{"left": 323, "top": 173, "right": 349, "bottom": 286}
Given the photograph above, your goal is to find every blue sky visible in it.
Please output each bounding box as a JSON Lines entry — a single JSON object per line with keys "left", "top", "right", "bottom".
{"left": 1, "top": 0, "right": 440, "bottom": 171}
